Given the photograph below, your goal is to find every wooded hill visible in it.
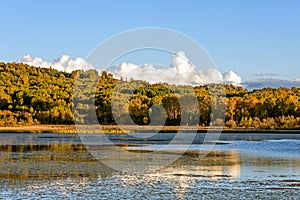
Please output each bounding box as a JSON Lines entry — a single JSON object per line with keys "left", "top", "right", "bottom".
{"left": 0, "top": 62, "right": 299, "bottom": 129}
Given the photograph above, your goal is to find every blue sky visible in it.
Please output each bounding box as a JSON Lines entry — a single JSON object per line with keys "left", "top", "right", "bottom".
{"left": 1, "top": 0, "right": 300, "bottom": 82}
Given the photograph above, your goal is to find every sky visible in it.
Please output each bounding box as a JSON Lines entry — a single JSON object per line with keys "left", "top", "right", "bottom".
{"left": 1, "top": 0, "right": 300, "bottom": 88}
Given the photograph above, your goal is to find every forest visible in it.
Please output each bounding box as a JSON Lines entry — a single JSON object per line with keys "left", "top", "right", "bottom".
{"left": 0, "top": 62, "right": 299, "bottom": 129}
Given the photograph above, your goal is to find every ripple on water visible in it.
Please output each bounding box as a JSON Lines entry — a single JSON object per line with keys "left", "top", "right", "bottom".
{"left": 0, "top": 133, "right": 300, "bottom": 199}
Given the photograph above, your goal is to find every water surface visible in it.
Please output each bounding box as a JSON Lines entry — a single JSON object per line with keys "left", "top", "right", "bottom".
{"left": 0, "top": 133, "right": 299, "bottom": 199}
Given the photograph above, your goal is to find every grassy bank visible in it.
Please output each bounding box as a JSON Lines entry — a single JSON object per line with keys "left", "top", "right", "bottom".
{"left": 0, "top": 125, "right": 300, "bottom": 134}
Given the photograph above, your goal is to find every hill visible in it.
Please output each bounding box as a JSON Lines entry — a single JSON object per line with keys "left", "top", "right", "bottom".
{"left": 0, "top": 62, "right": 299, "bottom": 129}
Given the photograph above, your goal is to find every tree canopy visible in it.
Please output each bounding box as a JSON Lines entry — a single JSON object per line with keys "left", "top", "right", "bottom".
{"left": 0, "top": 62, "right": 299, "bottom": 129}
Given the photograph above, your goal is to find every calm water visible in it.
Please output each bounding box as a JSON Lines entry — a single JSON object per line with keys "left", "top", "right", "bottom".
{"left": 0, "top": 133, "right": 300, "bottom": 199}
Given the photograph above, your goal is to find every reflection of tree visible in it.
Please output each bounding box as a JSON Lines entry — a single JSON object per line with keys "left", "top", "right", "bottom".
{"left": 171, "top": 150, "right": 241, "bottom": 179}
{"left": 116, "top": 149, "right": 241, "bottom": 199}
{"left": 0, "top": 142, "right": 115, "bottom": 179}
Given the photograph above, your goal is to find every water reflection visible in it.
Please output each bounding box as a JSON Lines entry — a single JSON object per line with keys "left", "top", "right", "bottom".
{"left": 0, "top": 142, "right": 115, "bottom": 179}
{"left": 115, "top": 150, "right": 241, "bottom": 199}
{"left": 0, "top": 141, "right": 242, "bottom": 179}
{"left": 167, "top": 150, "right": 241, "bottom": 179}
{"left": 0, "top": 133, "right": 300, "bottom": 199}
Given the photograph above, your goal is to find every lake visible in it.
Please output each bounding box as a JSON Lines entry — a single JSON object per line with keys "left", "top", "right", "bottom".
{"left": 0, "top": 132, "right": 300, "bottom": 199}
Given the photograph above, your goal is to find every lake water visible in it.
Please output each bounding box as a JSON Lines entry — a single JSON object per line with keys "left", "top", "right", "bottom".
{"left": 0, "top": 133, "right": 300, "bottom": 199}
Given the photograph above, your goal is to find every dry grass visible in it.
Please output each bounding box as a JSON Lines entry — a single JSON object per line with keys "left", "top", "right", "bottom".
{"left": 0, "top": 124, "right": 299, "bottom": 133}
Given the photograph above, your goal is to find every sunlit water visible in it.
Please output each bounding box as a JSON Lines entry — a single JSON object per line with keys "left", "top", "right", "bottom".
{"left": 0, "top": 133, "right": 300, "bottom": 199}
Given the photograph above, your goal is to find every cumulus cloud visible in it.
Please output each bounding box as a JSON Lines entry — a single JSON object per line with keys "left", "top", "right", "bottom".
{"left": 17, "top": 51, "right": 243, "bottom": 86}
{"left": 109, "top": 51, "right": 242, "bottom": 86}
{"left": 18, "top": 54, "right": 93, "bottom": 73}
{"left": 223, "top": 71, "right": 242, "bottom": 86}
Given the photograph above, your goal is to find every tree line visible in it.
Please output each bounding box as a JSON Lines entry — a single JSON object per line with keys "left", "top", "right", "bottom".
{"left": 0, "top": 62, "right": 299, "bottom": 129}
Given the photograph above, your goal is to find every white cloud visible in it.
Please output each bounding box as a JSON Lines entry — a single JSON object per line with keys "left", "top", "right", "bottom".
{"left": 17, "top": 51, "right": 243, "bottom": 86}
{"left": 18, "top": 54, "right": 93, "bottom": 73}
{"left": 223, "top": 71, "right": 242, "bottom": 86}
{"left": 293, "top": 77, "right": 300, "bottom": 81}
{"left": 109, "top": 51, "right": 242, "bottom": 86}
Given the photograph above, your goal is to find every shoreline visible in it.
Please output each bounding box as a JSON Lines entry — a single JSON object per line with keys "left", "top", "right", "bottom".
{"left": 0, "top": 125, "right": 299, "bottom": 134}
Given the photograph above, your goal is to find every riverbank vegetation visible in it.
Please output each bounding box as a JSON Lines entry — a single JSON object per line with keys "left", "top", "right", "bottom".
{"left": 0, "top": 62, "right": 299, "bottom": 130}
